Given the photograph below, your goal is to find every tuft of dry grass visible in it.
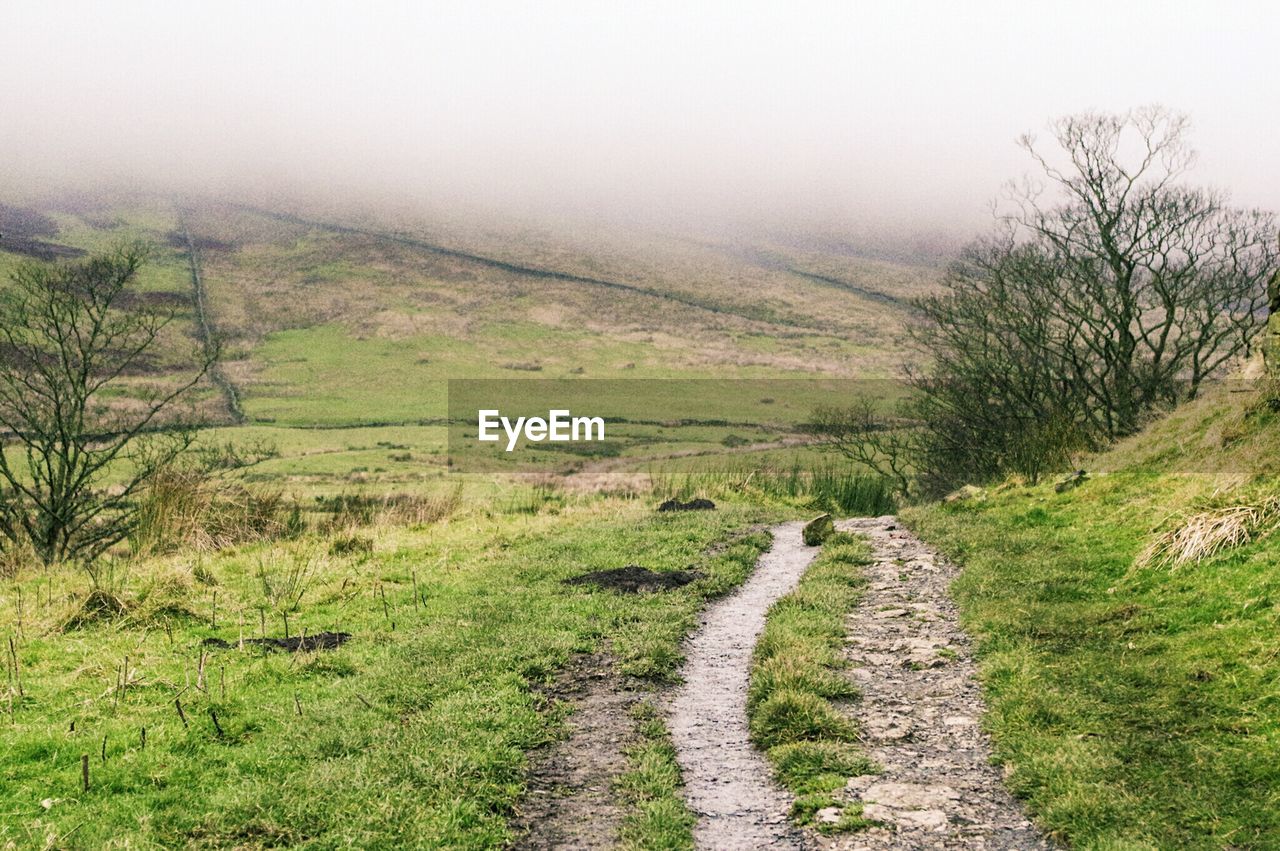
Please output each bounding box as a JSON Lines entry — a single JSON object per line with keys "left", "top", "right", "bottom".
{"left": 1137, "top": 497, "right": 1280, "bottom": 569}
{"left": 130, "top": 469, "right": 302, "bottom": 555}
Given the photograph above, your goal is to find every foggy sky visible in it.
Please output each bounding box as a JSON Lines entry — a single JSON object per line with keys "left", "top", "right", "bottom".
{"left": 2, "top": 1, "right": 1277, "bottom": 238}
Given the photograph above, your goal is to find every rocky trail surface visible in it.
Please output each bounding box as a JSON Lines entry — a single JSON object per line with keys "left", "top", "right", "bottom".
{"left": 820, "top": 516, "right": 1051, "bottom": 850}
{"left": 667, "top": 517, "right": 1051, "bottom": 850}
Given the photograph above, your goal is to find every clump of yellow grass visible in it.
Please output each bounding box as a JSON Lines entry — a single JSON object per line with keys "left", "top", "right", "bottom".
{"left": 1137, "top": 497, "right": 1280, "bottom": 569}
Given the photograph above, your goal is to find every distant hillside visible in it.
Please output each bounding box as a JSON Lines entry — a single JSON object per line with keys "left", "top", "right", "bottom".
{"left": 0, "top": 193, "right": 938, "bottom": 428}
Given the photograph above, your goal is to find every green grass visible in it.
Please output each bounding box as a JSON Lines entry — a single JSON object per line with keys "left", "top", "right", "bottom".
{"left": 747, "top": 532, "right": 877, "bottom": 834}
{"left": 617, "top": 700, "right": 697, "bottom": 851}
{"left": 0, "top": 497, "right": 781, "bottom": 848}
{"left": 653, "top": 463, "right": 895, "bottom": 516}
{"left": 903, "top": 389, "right": 1280, "bottom": 849}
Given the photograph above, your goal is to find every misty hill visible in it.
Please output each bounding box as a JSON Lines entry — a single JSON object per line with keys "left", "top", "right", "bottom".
{"left": 0, "top": 193, "right": 938, "bottom": 428}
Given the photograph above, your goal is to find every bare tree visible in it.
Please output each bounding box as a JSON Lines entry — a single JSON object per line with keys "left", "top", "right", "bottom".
{"left": 996, "top": 106, "right": 1277, "bottom": 435}
{"left": 0, "top": 243, "right": 215, "bottom": 568}
{"left": 809, "top": 397, "right": 918, "bottom": 498}
{"left": 820, "top": 108, "right": 1278, "bottom": 498}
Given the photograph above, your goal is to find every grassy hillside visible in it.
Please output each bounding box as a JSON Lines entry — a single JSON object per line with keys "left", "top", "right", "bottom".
{"left": 904, "top": 384, "right": 1280, "bottom": 849}
{"left": 0, "top": 192, "right": 935, "bottom": 497}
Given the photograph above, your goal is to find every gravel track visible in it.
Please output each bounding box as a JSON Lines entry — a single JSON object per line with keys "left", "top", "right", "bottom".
{"left": 668, "top": 521, "right": 816, "bottom": 850}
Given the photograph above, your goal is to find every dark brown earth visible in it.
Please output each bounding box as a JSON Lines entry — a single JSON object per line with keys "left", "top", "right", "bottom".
{"left": 511, "top": 653, "right": 640, "bottom": 850}
{"left": 201, "top": 631, "right": 351, "bottom": 652}
{"left": 657, "top": 498, "right": 716, "bottom": 512}
{"left": 563, "top": 565, "right": 702, "bottom": 594}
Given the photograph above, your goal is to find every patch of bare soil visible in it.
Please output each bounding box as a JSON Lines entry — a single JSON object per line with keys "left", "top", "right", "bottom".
{"left": 511, "top": 653, "right": 640, "bottom": 850}
{"left": 819, "top": 517, "right": 1052, "bottom": 849}
{"left": 563, "top": 565, "right": 701, "bottom": 594}
{"left": 657, "top": 498, "right": 716, "bottom": 512}
{"left": 201, "top": 632, "right": 351, "bottom": 652}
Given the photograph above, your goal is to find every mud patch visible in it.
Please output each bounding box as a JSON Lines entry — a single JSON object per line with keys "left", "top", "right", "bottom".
{"left": 202, "top": 631, "right": 351, "bottom": 652}
{"left": 512, "top": 653, "right": 639, "bottom": 850}
{"left": 564, "top": 565, "right": 702, "bottom": 594}
{"left": 657, "top": 498, "right": 716, "bottom": 512}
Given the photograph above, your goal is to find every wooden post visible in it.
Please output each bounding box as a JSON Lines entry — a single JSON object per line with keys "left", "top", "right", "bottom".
{"left": 7, "top": 636, "right": 21, "bottom": 698}
{"left": 81, "top": 754, "right": 89, "bottom": 792}
{"left": 209, "top": 709, "right": 224, "bottom": 738}
{"left": 140, "top": 726, "right": 146, "bottom": 749}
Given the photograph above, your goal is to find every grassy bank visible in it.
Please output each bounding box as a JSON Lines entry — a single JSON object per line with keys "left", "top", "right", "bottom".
{"left": 747, "top": 532, "right": 877, "bottom": 833}
{"left": 1, "top": 498, "right": 779, "bottom": 848}
{"left": 904, "top": 390, "right": 1280, "bottom": 849}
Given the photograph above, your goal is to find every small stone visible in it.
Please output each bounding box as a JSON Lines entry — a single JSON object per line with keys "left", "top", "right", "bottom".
{"left": 873, "top": 608, "right": 910, "bottom": 619}
{"left": 943, "top": 484, "right": 986, "bottom": 503}
{"left": 845, "top": 774, "right": 879, "bottom": 792}
{"left": 815, "top": 806, "right": 843, "bottom": 825}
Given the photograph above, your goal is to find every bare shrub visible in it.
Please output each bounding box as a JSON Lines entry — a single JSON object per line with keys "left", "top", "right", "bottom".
{"left": 257, "top": 546, "right": 323, "bottom": 612}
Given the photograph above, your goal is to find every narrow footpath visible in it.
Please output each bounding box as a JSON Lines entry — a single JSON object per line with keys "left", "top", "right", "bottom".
{"left": 668, "top": 521, "right": 815, "bottom": 850}
{"left": 668, "top": 517, "right": 1051, "bottom": 850}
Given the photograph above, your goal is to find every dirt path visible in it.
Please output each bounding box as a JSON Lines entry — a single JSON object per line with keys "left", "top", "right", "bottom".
{"left": 668, "top": 521, "right": 816, "bottom": 850}
{"left": 823, "top": 517, "right": 1050, "bottom": 850}
{"left": 511, "top": 654, "right": 638, "bottom": 850}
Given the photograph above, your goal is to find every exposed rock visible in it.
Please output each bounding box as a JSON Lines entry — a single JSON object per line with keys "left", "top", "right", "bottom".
{"left": 1054, "top": 469, "right": 1088, "bottom": 493}
{"left": 803, "top": 512, "right": 835, "bottom": 546}
{"left": 816, "top": 806, "right": 843, "bottom": 825}
{"left": 942, "top": 484, "right": 986, "bottom": 504}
